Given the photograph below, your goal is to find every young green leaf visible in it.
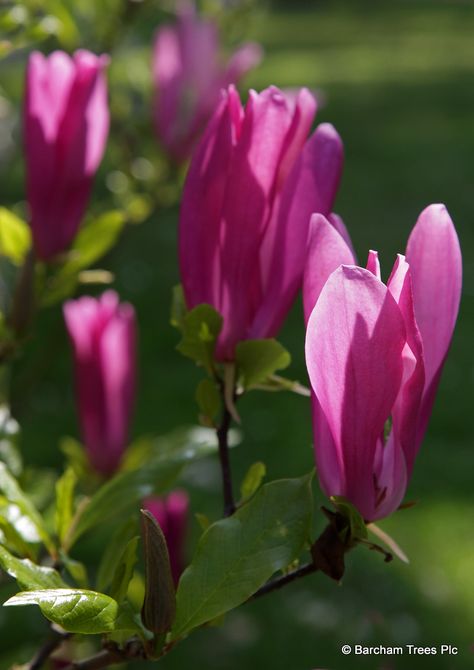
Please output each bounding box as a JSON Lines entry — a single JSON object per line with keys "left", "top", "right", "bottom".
{"left": 0, "top": 463, "right": 55, "bottom": 556}
{"left": 170, "top": 284, "right": 187, "bottom": 330}
{"left": 96, "top": 518, "right": 138, "bottom": 592}
{"left": 176, "top": 304, "right": 223, "bottom": 373}
{"left": 141, "top": 510, "right": 176, "bottom": 635}
{"left": 68, "top": 430, "right": 217, "bottom": 547}
{"left": 42, "top": 211, "right": 126, "bottom": 306}
{"left": 0, "top": 545, "right": 68, "bottom": 590}
{"left": 235, "top": 339, "right": 291, "bottom": 389}
{"left": 109, "top": 536, "right": 139, "bottom": 604}
{"left": 171, "top": 474, "right": 313, "bottom": 640}
{"left": 0, "top": 501, "right": 40, "bottom": 559}
{"left": 55, "top": 467, "right": 77, "bottom": 546}
{"left": 3, "top": 589, "right": 141, "bottom": 635}
{"left": 240, "top": 461, "right": 266, "bottom": 502}
{"left": 330, "top": 495, "right": 368, "bottom": 542}
{"left": 194, "top": 513, "right": 211, "bottom": 532}
{"left": 0, "top": 208, "right": 31, "bottom": 265}
{"left": 59, "top": 552, "right": 89, "bottom": 588}
{"left": 59, "top": 437, "right": 90, "bottom": 479}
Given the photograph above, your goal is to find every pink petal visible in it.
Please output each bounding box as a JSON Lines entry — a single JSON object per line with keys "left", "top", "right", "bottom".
{"left": 179, "top": 87, "right": 243, "bottom": 311}
{"left": 303, "top": 213, "right": 355, "bottom": 324}
{"left": 387, "top": 255, "right": 425, "bottom": 472}
{"left": 250, "top": 123, "right": 344, "bottom": 339}
{"left": 224, "top": 42, "right": 263, "bottom": 84}
{"left": 405, "top": 204, "right": 462, "bottom": 443}
{"left": 366, "top": 250, "right": 381, "bottom": 279}
{"left": 217, "top": 86, "right": 295, "bottom": 357}
{"left": 305, "top": 266, "right": 406, "bottom": 520}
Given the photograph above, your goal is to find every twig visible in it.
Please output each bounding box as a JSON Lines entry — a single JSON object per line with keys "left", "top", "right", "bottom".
{"left": 251, "top": 562, "right": 318, "bottom": 600}
{"left": 26, "top": 628, "right": 71, "bottom": 670}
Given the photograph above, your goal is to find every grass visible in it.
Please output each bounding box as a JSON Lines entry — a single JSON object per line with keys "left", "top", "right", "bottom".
{"left": 0, "top": 1, "right": 474, "bottom": 668}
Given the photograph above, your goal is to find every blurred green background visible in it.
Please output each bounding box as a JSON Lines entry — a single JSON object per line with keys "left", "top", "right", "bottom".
{"left": 0, "top": 0, "right": 473, "bottom": 668}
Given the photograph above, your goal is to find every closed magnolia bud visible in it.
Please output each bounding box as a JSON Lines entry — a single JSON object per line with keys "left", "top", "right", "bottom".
{"left": 152, "top": 3, "right": 262, "bottom": 162}
{"left": 179, "top": 85, "right": 344, "bottom": 360}
{"left": 24, "top": 50, "right": 110, "bottom": 260}
{"left": 144, "top": 489, "right": 189, "bottom": 585}
{"left": 63, "top": 291, "right": 136, "bottom": 476}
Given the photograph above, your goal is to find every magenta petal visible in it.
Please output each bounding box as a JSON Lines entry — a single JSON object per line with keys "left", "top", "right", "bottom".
{"left": 305, "top": 266, "right": 406, "bottom": 520}
{"left": 64, "top": 292, "right": 136, "bottom": 476}
{"left": 179, "top": 87, "right": 243, "bottom": 311}
{"left": 328, "top": 212, "right": 357, "bottom": 259}
{"left": 217, "top": 87, "right": 295, "bottom": 357}
{"left": 25, "top": 50, "right": 109, "bottom": 260}
{"left": 387, "top": 255, "right": 425, "bottom": 473}
{"left": 366, "top": 250, "right": 381, "bottom": 279}
{"left": 224, "top": 42, "right": 263, "bottom": 84}
{"left": 250, "top": 123, "right": 344, "bottom": 340}
{"left": 303, "top": 213, "right": 355, "bottom": 324}
{"left": 372, "top": 433, "right": 408, "bottom": 520}
{"left": 405, "top": 204, "right": 462, "bottom": 443}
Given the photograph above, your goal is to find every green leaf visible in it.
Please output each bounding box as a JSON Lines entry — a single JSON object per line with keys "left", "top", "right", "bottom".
{"left": 330, "top": 496, "right": 368, "bottom": 542}
{"left": 240, "top": 461, "right": 266, "bottom": 502}
{"left": 0, "top": 406, "right": 22, "bottom": 477}
{"left": 0, "top": 545, "right": 68, "bottom": 590}
{"left": 109, "top": 536, "right": 139, "bottom": 604}
{"left": 42, "top": 210, "right": 126, "bottom": 306}
{"left": 55, "top": 467, "right": 77, "bottom": 546}
{"left": 96, "top": 518, "right": 138, "bottom": 592}
{"left": 0, "top": 464, "right": 55, "bottom": 556}
{"left": 59, "top": 437, "right": 89, "bottom": 479}
{"left": 170, "top": 284, "right": 187, "bottom": 329}
{"left": 0, "top": 208, "right": 31, "bottom": 265}
{"left": 59, "top": 551, "right": 89, "bottom": 589}
{"left": 176, "top": 304, "right": 223, "bottom": 373}
{"left": 119, "top": 437, "right": 155, "bottom": 472}
{"left": 3, "top": 589, "right": 141, "bottom": 635}
{"left": 236, "top": 339, "right": 291, "bottom": 389}
{"left": 195, "top": 379, "right": 220, "bottom": 423}
{"left": 171, "top": 474, "right": 313, "bottom": 640}
{"left": 68, "top": 428, "right": 218, "bottom": 547}
{"left": 194, "top": 513, "right": 211, "bottom": 532}
{"left": 141, "top": 510, "right": 176, "bottom": 635}
{"left": 0, "top": 500, "right": 39, "bottom": 559}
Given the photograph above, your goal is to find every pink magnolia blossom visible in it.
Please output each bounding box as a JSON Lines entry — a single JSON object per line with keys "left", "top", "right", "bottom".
{"left": 145, "top": 490, "right": 189, "bottom": 584}
{"left": 304, "top": 205, "right": 462, "bottom": 521}
{"left": 152, "top": 3, "right": 262, "bottom": 162}
{"left": 64, "top": 291, "right": 136, "bottom": 476}
{"left": 24, "top": 50, "right": 109, "bottom": 260}
{"left": 180, "top": 85, "right": 344, "bottom": 360}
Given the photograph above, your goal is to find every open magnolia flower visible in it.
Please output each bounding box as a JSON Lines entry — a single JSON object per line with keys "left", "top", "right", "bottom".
{"left": 304, "top": 204, "right": 462, "bottom": 521}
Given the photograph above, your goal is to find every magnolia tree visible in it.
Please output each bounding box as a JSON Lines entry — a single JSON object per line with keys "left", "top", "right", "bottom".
{"left": 0, "top": 2, "right": 463, "bottom": 669}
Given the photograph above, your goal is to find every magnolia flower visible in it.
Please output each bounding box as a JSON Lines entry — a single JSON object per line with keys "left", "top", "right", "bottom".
{"left": 24, "top": 49, "right": 109, "bottom": 260}
{"left": 64, "top": 291, "right": 136, "bottom": 476}
{"left": 152, "top": 2, "right": 262, "bottom": 161}
{"left": 180, "top": 85, "right": 344, "bottom": 360}
{"left": 304, "top": 205, "right": 462, "bottom": 520}
{"left": 145, "top": 490, "right": 189, "bottom": 584}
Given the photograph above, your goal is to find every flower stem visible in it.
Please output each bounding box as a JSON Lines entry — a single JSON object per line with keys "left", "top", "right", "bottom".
{"left": 216, "top": 401, "right": 235, "bottom": 517}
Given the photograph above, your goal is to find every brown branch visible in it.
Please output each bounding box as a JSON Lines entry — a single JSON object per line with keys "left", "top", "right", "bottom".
{"left": 251, "top": 562, "right": 318, "bottom": 600}
{"left": 26, "top": 629, "right": 72, "bottom": 670}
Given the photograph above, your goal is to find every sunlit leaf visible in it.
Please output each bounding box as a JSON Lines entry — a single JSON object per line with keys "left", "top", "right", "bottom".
{"left": 171, "top": 474, "right": 313, "bottom": 639}
{"left": 3, "top": 589, "right": 141, "bottom": 635}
